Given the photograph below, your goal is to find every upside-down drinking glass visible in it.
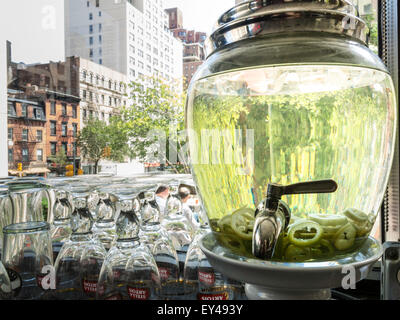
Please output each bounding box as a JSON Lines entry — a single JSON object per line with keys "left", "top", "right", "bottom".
{"left": 96, "top": 186, "right": 161, "bottom": 300}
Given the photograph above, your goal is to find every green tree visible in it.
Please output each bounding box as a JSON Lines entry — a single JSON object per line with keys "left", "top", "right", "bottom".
{"left": 120, "top": 76, "right": 188, "bottom": 173}
{"left": 77, "top": 117, "right": 130, "bottom": 174}
{"left": 48, "top": 148, "right": 68, "bottom": 176}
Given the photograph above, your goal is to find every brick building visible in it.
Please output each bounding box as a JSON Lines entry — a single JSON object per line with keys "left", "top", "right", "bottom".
{"left": 7, "top": 92, "right": 48, "bottom": 176}
{"left": 165, "top": 7, "right": 207, "bottom": 89}
{"left": 7, "top": 50, "right": 81, "bottom": 176}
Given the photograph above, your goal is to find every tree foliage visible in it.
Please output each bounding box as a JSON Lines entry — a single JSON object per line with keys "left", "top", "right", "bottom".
{"left": 77, "top": 117, "right": 130, "bottom": 173}
{"left": 48, "top": 148, "right": 68, "bottom": 176}
{"left": 119, "top": 76, "right": 188, "bottom": 173}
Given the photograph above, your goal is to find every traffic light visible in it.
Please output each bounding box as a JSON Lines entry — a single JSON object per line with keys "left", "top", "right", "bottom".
{"left": 17, "top": 163, "right": 22, "bottom": 171}
{"left": 103, "top": 146, "right": 112, "bottom": 158}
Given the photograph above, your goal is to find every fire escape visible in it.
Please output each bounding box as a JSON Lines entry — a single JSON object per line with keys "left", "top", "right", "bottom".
{"left": 13, "top": 105, "right": 46, "bottom": 169}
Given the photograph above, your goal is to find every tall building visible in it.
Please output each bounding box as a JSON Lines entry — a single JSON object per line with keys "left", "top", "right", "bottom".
{"left": 65, "top": 0, "right": 183, "bottom": 86}
{"left": 166, "top": 8, "right": 207, "bottom": 89}
{"left": 165, "top": 7, "right": 183, "bottom": 30}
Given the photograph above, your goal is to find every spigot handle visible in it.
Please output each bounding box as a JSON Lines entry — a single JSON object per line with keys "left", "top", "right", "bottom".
{"left": 267, "top": 179, "right": 338, "bottom": 200}
{"left": 282, "top": 179, "right": 338, "bottom": 195}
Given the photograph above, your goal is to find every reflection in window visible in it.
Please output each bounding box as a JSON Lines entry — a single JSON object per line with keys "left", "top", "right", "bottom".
{"left": 62, "top": 123, "right": 68, "bottom": 137}
{"left": 37, "top": 130, "right": 43, "bottom": 142}
{"left": 50, "top": 121, "right": 57, "bottom": 136}
{"left": 37, "top": 149, "right": 43, "bottom": 161}
{"left": 22, "top": 148, "right": 29, "bottom": 162}
{"left": 8, "top": 149, "right": 13, "bottom": 162}
{"left": 51, "top": 142, "right": 57, "bottom": 156}
{"left": 22, "top": 129, "right": 28, "bottom": 141}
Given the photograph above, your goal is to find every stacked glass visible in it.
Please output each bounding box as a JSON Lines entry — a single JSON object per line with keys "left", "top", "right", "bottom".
{"left": 1, "top": 174, "right": 247, "bottom": 300}
{"left": 96, "top": 185, "right": 161, "bottom": 300}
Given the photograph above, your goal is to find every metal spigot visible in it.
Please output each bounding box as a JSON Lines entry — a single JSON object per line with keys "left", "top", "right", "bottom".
{"left": 252, "top": 180, "right": 338, "bottom": 260}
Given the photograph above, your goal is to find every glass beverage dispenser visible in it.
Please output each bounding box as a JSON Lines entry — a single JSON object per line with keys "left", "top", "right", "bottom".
{"left": 186, "top": 0, "right": 397, "bottom": 263}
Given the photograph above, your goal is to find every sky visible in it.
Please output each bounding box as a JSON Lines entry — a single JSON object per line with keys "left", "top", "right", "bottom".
{"left": 0, "top": 0, "right": 235, "bottom": 65}
{"left": 0, "top": 0, "right": 65, "bottom": 64}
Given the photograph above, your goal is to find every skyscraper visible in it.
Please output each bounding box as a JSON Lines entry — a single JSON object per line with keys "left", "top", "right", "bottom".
{"left": 166, "top": 7, "right": 207, "bottom": 89}
{"left": 65, "top": 0, "right": 183, "bottom": 86}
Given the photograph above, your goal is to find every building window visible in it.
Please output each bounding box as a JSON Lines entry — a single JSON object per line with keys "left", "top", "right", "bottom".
{"left": 73, "top": 123, "right": 78, "bottom": 137}
{"left": 83, "top": 109, "right": 87, "bottom": 119}
{"left": 90, "top": 48, "right": 93, "bottom": 58}
{"left": 22, "top": 129, "right": 28, "bottom": 141}
{"left": 99, "top": 11, "right": 102, "bottom": 17}
{"left": 50, "top": 121, "right": 57, "bottom": 136}
{"left": 22, "top": 148, "right": 29, "bottom": 162}
{"left": 89, "top": 36, "right": 93, "bottom": 45}
{"left": 62, "top": 123, "right": 68, "bottom": 137}
{"left": 21, "top": 104, "right": 27, "bottom": 117}
{"left": 89, "top": 25, "right": 93, "bottom": 34}
{"left": 8, "top": 102, "right": 16, "bottom": 117}
{"left": 50, "top": 101, "right": 56, "bottom": 115}
{"left": 62, "top": 103, "right": 67, "bottom": 116}
{"left": 51, "top": 142, "right": 57, "bottom": 156}
{"left": 87, "top": 1, "right": 90, "bottom": 7}
{"left": 34, "top": 108, "right": 44, "bottom": 120}
{"left": 99, "top": 35, "right": 102, "bottom": 44}
{"left": 8, "top": 128, "right": 13, "bottom": 140}
{"left": 99, "top": 59, "right": 103, "bottom": 65}
{"left": 36, "top": 130, "right": 43, "bottom": 142}
{"left": 99, "top": 23, "right": 102, "bottom": 32}
{"left": 37, "top": 149, "right": 43, "bottom": 162}
{"left": 72, "top": 105, "right": 77, "bottom": 119}
{"left": 89, "top": 13, "right": 93, "bottom": 20}
{"left": 62, "top": 143, "right": 68, "bottom": 154}
{"left": 96, "top": 0, "right": 100, "bottom": 7}
{"left": 8, "top": 149, "right": 13, "bottom": 162}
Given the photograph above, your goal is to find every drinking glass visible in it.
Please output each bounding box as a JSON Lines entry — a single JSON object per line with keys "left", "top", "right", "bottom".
{"left": 139, "top": 189, "right": 180, "bottom": 300}
{"left": 0, "top": 185, "right": 12, "bottom": 257}
{"left": 2, "top": 221, "right": 53, "bottom": 300}
{"left": 50, "top": 184, "right": 74, "bottom": 264}
{"left": 54, "top": 184, "right": 106, "bottom": 300}
{"left": 5, "top": 178, "right": 48, "bottom": 224}
{"left": 96, "top": 185, "right": 161, "bottom": 300}
{"left": 92, "top": 185, "right": 119, "bottom": 251}
{"left": 0, "top": 260, "right": 12, "bottom": 300}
